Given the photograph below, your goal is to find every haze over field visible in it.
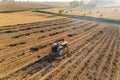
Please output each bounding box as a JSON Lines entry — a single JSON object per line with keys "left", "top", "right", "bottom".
{"left": 0, "top": 0, "right": 119, "bottom": 3}
{"left": 14, "top": 0, "right": 120, "bottom": 3}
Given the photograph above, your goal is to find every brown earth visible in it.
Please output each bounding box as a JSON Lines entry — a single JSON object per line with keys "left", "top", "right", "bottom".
{"left": 0, "top": 2, "right": 55, "bottom": 11}
{"left": 0, "top": 11, "right": 63, "bottom": 26}
{"left": 0, "top": 18, "right": 119, "bottom": 80}
{"left": 42, "top": 8, "right": 120, "bottom": 20}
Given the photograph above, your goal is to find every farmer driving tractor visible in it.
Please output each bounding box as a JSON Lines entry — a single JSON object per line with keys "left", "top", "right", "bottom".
{"left": 52, "top": 39, "right": 68, "bottom": 55}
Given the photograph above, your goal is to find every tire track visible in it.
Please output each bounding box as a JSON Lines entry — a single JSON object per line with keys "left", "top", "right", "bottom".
{"left": 48, "top": 27, "right": 113, "bottom": 80}
{"left": 58, "top": 27, "right": 113, "bottom": 80}
{"left": 2, "top": 23, "right": 101, "bottom": 79}
{"left": 0, "top": 21, "right": 98, "bottom": 78}
{"left": 29, "top": 25, "right": 107, "bottom": 80}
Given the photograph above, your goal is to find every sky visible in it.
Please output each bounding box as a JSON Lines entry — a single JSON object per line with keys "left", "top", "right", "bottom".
{"left": 15, "top": 0, "right": 120, "bottom": 3}
{"left": 10, "top": 0, "right": 120, "bottom": 3}
{"left": 16, "top": 0, "right": 75, "bottom": 2}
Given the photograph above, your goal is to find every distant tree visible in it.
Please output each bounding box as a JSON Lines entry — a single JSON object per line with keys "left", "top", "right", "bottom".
{"left": 79, "top": 0, "right": 84, "bottom": 8}
{"left": 1, "top": 0, "right": 15, "bottom": 2}
{"left": 99, "top": 0, "right": 113, "bottom": 4}
{"left": 87, "top": 0, "right": 93, "bottom": 8}
{"left": 70, "top": 0, "right": 80, "bottom": 8}
{"left": 58, "top": 10, "right": 64, "bottom": 14}
{"left": 1, "top": 0, "right": 6, "bottom": 1}
{"left": 88, "top": 0, "right": 114, "bottom": 6}
{"left": 85, "top": 0, "right": 97, "bottom": 8}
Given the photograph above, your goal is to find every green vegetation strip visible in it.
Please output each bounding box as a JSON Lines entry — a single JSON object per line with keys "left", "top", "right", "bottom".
{"left": 0, "top": 10, "right": 28, "bottom": 13}
{"left": 0, "top": 8, "right": 53, "bottom": 13}
{"left": 33, "top": 10, "right": 120, "bottom": 25}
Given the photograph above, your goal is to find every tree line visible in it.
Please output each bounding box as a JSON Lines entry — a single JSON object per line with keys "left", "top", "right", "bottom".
{"left": 1, "top": 0, "right": 15, "bottom": 2}
{"left": 70, "top": 0, "right": 114, "bottom": 8}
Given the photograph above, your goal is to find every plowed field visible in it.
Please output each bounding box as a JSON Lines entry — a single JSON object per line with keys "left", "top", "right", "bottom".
{"left": 0, "top": 18, "right": 119, "bottom": 80}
